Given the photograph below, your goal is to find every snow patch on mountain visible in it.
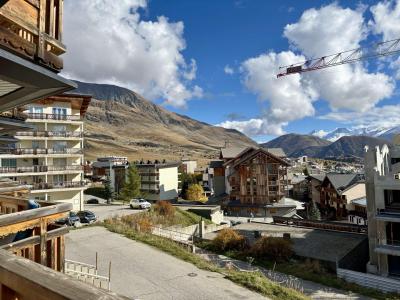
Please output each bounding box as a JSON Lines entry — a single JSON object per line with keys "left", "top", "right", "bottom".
{"left": 311, "top": 126, "right": 400, "bottom": 142}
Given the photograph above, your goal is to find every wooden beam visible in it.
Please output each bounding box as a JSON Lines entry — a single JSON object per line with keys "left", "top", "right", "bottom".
{"left": 39, "top": 218, "right": 47, "bottom": 265}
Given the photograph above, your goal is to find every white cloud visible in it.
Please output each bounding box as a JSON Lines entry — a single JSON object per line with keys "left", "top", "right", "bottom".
{"left": 63, "top": 0, "right": 202, "bottom": 108}
{"left": 284, "top": 3, "right": 367, "bottom": 57}
{"left": 217, "top": 118, "right": 286, "bottom": 136}
{"left": 221, "top": 3, "right": 396, "bottom": 137}
{"left": 224, "top": 65, "right": 235, "bottom": 75}
{"left": 320, "top": 105, "right": 400, "bottom": 129}
{"left": 312, "top": 130, "right": 328, "bottom": 138}
{"left": 370, "top": 0, "right": 400, "bottom": 41}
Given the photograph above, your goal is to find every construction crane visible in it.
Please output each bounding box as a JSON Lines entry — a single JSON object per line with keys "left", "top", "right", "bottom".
{"left": 277, "top": 38, "right": 400, "bottom": 78}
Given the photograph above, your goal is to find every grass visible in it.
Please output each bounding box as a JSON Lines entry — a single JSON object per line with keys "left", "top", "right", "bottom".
{"left": 198, "top": 241, "right": 400, "bottom": 300}
{"left": 175, "top": 209, "right": 213, "bottom": 226}
{"left": 103, "top": 218, "right": 309, "bottom": 300}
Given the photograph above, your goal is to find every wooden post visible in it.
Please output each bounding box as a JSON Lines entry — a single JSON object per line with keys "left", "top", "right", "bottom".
{"left": 48, "top": 0, "right": 55, "bottom": 37}
{"left": 58, "top": 235, "right": 65, "bottom": 273}
{"left": 58, "top": 0, "right": 63, "bottom": 41}
{"left": 38, "top": 0, "right": 47, "bottom": 59}
{"left": 40, "top": 218, "right": 47, "bottom": 266}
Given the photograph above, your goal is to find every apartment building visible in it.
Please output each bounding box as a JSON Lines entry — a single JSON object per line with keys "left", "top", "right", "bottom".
{"left": 365, "top": 143, "right": 400, "bottom": 278}
{"left": 135, "top": 160, "right": 180, "bottom": 201}
{"left": 0, "top": 94, "right": 91, "bottom": 211}
{"left": 319, "top": 173, "right": 365, "bottom": 220}
{"left": 92, "top": 156, "right": 129, "bottom": 193}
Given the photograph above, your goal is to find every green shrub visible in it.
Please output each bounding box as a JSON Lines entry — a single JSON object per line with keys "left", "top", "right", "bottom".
{"left": 251, "top": 236, "right": 293, "bottom": 262}
{"left": 212, "top": 228, "right": 248, "bottom": 252}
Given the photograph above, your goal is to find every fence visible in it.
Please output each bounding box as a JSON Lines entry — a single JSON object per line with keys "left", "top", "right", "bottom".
{"left": 337, "top": 268, "right": 400, "bottom": 293}
{"left": 65, "top": 253, "right": 111, "bottom": 291}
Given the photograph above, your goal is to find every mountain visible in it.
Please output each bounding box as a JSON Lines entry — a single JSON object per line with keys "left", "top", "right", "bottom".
{"left": 311, "top": 126, "right": 400, "bottom": 142}
{"left": 260, "top": 134, "right": 332, "bottom": 157}
{"left": 73, "top": 81, "right": 257, "bottom": 163}
{"left": 263, "top": 133, "right": 390, "bottom": 159}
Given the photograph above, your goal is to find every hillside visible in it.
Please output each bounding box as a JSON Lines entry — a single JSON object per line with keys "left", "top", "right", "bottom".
{"left": 74, "top": 81, "right": 257, "bottom": 163}
{"left": 263, "top": 133, "right": 390, "bottom": 160}
{"left": 261, "top": 134, "right": 331, "bottom": 157}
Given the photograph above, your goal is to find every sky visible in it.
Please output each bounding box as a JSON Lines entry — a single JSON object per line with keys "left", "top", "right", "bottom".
{"left": 62, "top": 0, "right": 400, "bottom": 143}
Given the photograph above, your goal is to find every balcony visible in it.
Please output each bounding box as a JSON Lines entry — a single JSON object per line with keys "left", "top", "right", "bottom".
{"left": 16, "top": 131, "right": 83, "bottom": 138}
{"left": 0, "top": 165, "right": 83, "bottom": 174}
{"left": 0, "top": 0, "right": 65, "bottom": 72}
{"left": 30, "top": 181, "right": 86, "bottom": 191}
{"left": 375, "top": 239, "right": 400, "bottom": 256}
{"left": 0, "top": 196, "right": 125, "bottom": 299}
{"left": 0, "top": 148, "right": 83, "bottom": 155}
{"left": 26, "top": 113, "right": 82, "bottom": 121}
{"left": 376, "top": 209, "right": 400, "bottom": 223}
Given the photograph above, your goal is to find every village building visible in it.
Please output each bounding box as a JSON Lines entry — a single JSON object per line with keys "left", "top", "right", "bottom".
{"left": 0, "top": 94, "right": 90, "bottom": 211}
{"left": 319, "top": 173, "right": 366, "bottom": 220}
{"left": 180, "top": 159, "right": 197, "bottom": 174}
{"left": 290, "top": 174, "right": 309, "bottom": 200}
{"left": 365, "top": 143, "right": 400, "bottom": 278}
{"left": 135, "top": 160, "right": 180, "bottom": 202}
{"left": 92, "top": 156, "right": 129, "bottom": 194}
{"left": 308, "top": 174, "right": 325, "bottom": 204}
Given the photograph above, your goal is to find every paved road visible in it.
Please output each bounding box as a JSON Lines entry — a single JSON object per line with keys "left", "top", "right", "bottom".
{"left": 84, "top": 204, "right": 143, "bottom": 221}
{"left": 66, "top": 227, "right": 267, "bottom": 300}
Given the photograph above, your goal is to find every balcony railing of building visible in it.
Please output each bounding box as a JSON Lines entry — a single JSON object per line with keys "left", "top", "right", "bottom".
{"left": 26, "top": 113, "right": 82, "bottom": 121}
{"left": 0, "top": 196, "right": 125, "bottom": 299}
{"left": 0, "top": 148, "right": 83, "bottom": 155}
{"left": 16, "top": 131, "right": 83, "bottom": 138}
{"left": 29, "top": 181, "right": 86, "bottom": 190}
{"left": 0, "top": 0, "right": 66, "bottom": 72}
{"left": 0, "top": 165, "right": 83, "bottom": 174}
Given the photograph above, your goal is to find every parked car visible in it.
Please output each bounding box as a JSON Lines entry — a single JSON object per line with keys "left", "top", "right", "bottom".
{"left": 86, "top": 198, "right": 99, "bottom": 204}
{"left": 76, "top": 210, "right": 97, "bottom": 223}
{"left": 130, "top": 199, "right": 151, "bottom": 209}
{"left": 230, "top": 220, "right": 242, "bottom": 226}
{"left": 56, "top": 212, "right": 80, "bottom": 226}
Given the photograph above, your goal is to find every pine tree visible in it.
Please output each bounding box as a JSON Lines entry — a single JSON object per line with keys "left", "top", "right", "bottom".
{"left": 121, "top": 165, "right": 141, "bottom": 200}
{"left": 309, "top": 201, "right": 321, "bottom": 221}
{"left": 104, "top": 179, "right": 113, "bottom": 204}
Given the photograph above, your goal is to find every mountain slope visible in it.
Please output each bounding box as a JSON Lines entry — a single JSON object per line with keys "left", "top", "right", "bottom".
{"left": 263, "top": 133, "right": 390, "bottom": 159}
{"left": 261, "top": 134, "right": 331, "bottom": 157}
{"left": 73, "top": 81, "right": 257, "bottom": 163}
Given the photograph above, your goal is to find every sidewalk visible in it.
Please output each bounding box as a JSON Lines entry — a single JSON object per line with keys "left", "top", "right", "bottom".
{"left": 196, "top": 249, "right": 372, "bottom": 300}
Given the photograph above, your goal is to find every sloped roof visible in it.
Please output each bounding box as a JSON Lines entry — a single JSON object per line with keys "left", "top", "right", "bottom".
{"left": 326, "top": 173, "right": 361, "bottom": 194}
{"left": 308, "top": 174, "right": 325, "bottom": 182}
{"left": 351, "top": 197, "right": 367, "bottom": 207}
{"left": 226, "top": 147, "right": 290, "bottom": 170}
{"left": 264, "top": 147, "right": 286, "bottom": 158}
{"left": 220, "top": 147, "right": 251, "bottom": 159}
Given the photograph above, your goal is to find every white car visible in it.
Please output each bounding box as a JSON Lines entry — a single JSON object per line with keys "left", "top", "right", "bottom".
{"left": 130, "top": 198, "right": 151, "bottom": 209}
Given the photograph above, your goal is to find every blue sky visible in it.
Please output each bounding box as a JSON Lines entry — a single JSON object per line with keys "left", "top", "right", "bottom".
{"left": 63, "top": 0, "right": 400, "bottom": 142}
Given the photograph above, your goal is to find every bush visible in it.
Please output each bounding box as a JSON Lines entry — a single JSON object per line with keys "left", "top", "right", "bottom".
{"left": 251, "top": 236, "right": 293, "bottom": 262}
{"left": 212, "top": 228, "right": 248, "bottom": 252}
{"left": 136, "top": 216, "right": 153, "bottom": 233}
{"left": 154, "top": 201, "right": 175, "bottom": 218}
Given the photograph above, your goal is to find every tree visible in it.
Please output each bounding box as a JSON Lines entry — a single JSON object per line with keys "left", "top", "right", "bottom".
{"left": 121, "top": 165, "right": 141, "bottom": 200}
{"left": 308, "top": 201, "right": 321, "bottom": 221}
{"left": 179, "top": 173, "right": 198, "bottom": 199}
{"left": 303, "top": 167, "right": 310, "bottom": 176}
{"left": 104, "top": 179, "right": 113, "bottom": 204}
{"left": 186, "top": 184, "right": 207, "bottom": 202}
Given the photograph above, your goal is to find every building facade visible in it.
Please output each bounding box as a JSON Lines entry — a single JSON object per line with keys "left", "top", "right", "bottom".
{"left": 319, "top": 173, "right": 365, "bottom": 220}
{"left": 92, "top": 156, "right": 129, "bottom": 194}
{"left": 223, "top": 147, "right": 289, "bottom": 205}
{"left": 135, "top": 161, "right": 180, "bottom": 201}
{"left": 0, "top": 94, "right": 90, "bottom": 211}
{"left": 365, "top": 143, "right": 400, "bottom": 278}
{"left": 180, "top": 159, "right": 197, "bottom": 174}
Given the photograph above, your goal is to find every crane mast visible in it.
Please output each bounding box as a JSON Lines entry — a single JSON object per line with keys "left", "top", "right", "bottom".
{"left": 277, "top": 38, "right": 400, "bottom": 78}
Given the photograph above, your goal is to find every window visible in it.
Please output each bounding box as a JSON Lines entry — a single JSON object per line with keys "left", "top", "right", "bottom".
{"left": 32, "top": 141, "right": 40, "bottom": 149}
{"left": 1, "top": 159, "right": 16, "bottom": 168}
{"left": 52, "top": 107, "right": 67, "bottom": 115}
{"left": 29, "top": 106, "right": 43, "bottom": 114}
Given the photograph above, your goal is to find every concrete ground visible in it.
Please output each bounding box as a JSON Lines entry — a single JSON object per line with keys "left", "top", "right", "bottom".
{"left": 66, "top": 227, "right": 267, "bottom": 300}
{"left": 84, "top": 203, "right": 144, "bottom": 221}
{"left": 204, "top": 222, "right": 367, "bottom": 263}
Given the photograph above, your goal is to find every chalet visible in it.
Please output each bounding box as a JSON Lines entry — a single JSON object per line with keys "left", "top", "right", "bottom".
{"left": 223, "top": 147, "right": 290, "bottom": 206}
{"left": 308, "top": 174, "right": 325, "bottom": 204}
{"left": 320, "top": 173, "right": 365, "bottom": 220}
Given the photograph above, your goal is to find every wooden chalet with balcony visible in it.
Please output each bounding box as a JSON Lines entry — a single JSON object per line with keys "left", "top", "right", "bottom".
{"left": 223, "top": 147, "right": 290, "bottom": 207}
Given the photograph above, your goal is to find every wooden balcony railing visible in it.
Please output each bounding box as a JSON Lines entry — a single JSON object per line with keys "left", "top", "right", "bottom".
{"left": 30, "top": 181, "right": 86, "bottom": 190}
{"left": 15, "top": 131, "right": 83, "bottom": 138}
{"left": 0, "top": 0, "right": 66, "bottom": 72}
{"left": 0, "top": 165, "right": 83, "bottom": 174}
{"left": 26, "top": 113, "right": 82, "bottom": 121}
